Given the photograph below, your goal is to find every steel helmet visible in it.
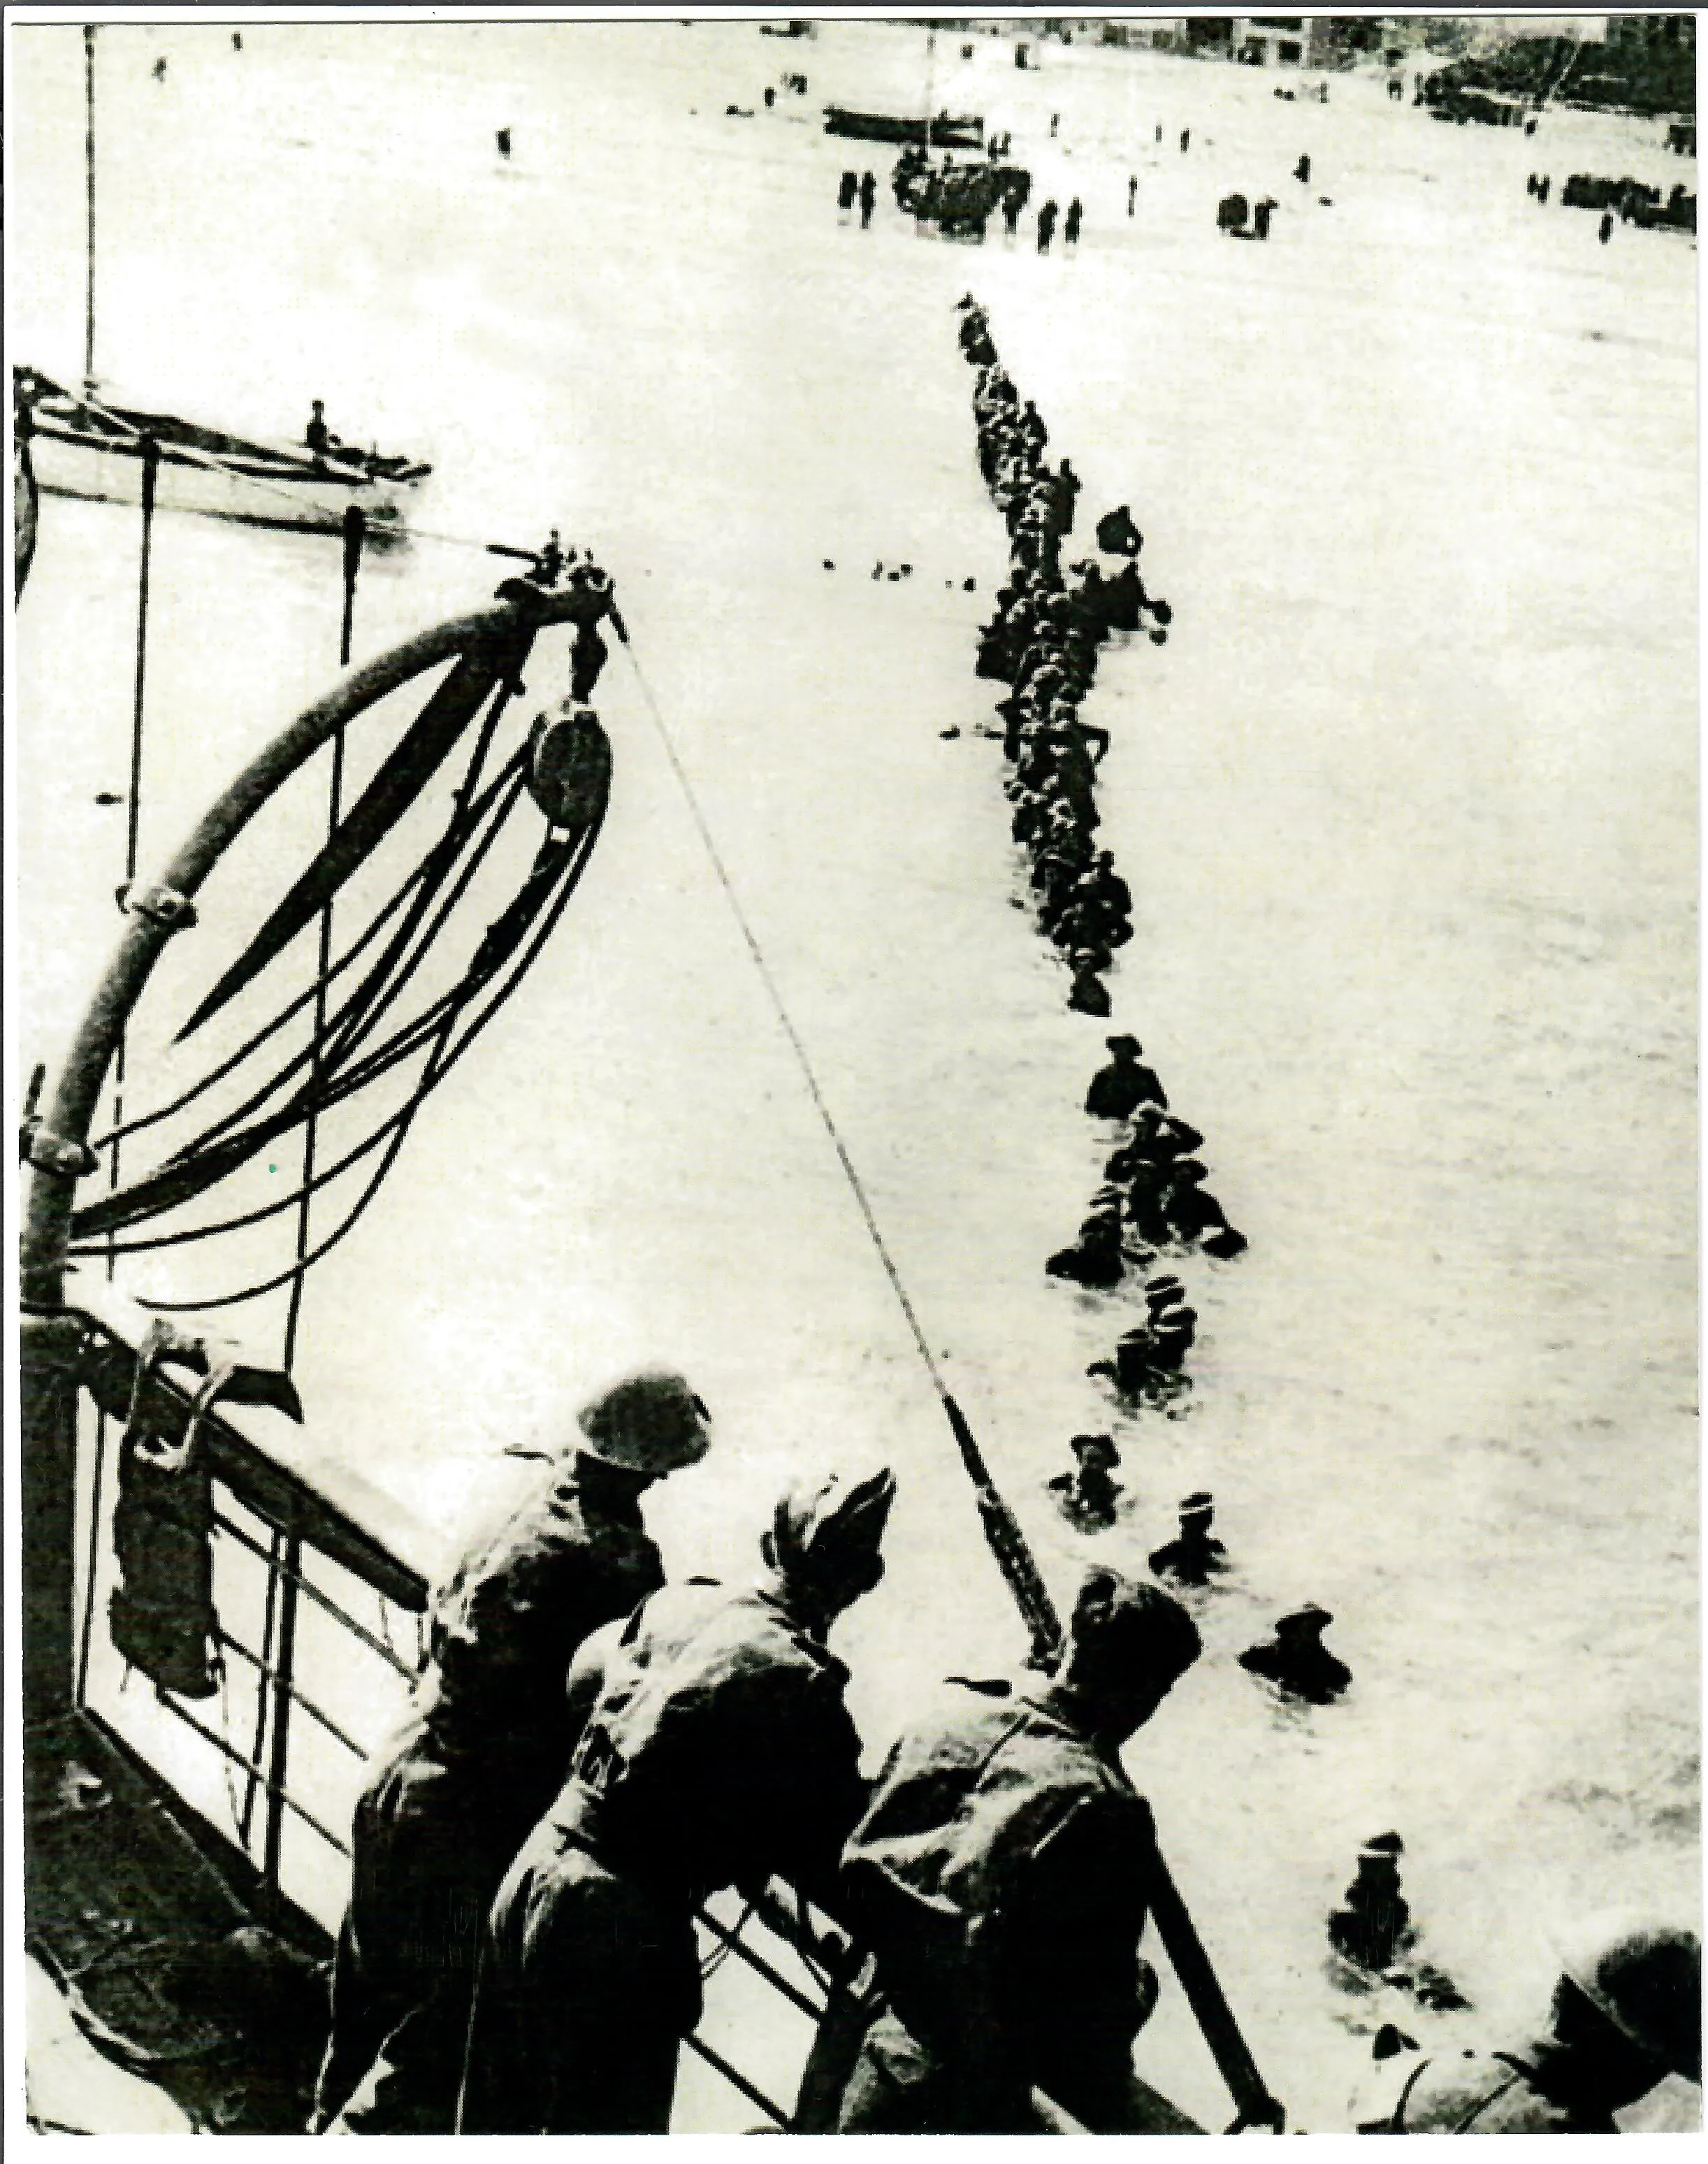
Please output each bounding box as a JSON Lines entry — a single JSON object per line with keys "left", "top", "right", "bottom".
{"left": 577, "top": 1366, "right": 711, "bottom": 1476}
{"left": 1557, "top": 1913, "right": 1701, "bottom": 2083}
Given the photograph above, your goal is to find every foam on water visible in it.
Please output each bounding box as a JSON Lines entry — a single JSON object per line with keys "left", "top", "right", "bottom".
{"left": 13, "top": 18, "right": 1696, "bottom": 2131}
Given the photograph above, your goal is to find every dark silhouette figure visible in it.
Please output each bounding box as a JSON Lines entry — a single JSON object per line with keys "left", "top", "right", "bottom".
{"left": 1239, "top": 1604, "right": 1350, "bottom": 1703}
{"left": 1088, "top": 1308, "right": 1195, "bottom": 1399}
{"left": 860, "top": 171, "right": 877, "bottom": 229}
{"left": 1294, "top": 153, "right": 1312, "bottom": 185}
{"left": 1066, "top": 952, "right": 1109, "bottom": 1016}
{"left": 1148, "top": 1494, "right": 1225, "bottom": 1587}
{"left": 496, "top": 127, "right": 512, "bottom": 159}
{"left": 1127, "top": 173, "right": 1138, "bottom": 216}
{"left": 1045, "top": 1211, "right": 1126, "bottom": 1292}
{"left": 1094, "top": 504, "right": 1143, "bottom": 557}
{"left": 1180, "top": 127, "right": 1190, "bottom": 153}
{"left": 1064, "top": 198, "right": 1083, "bottom": 247}
{"left": 1036, "top": 200, "right": 1059, "bottom": 253}
{"left": 533, "top": 529, "right": 566, "bottom": 584}
{"left": 1329, "top": 1835, "right": 1415, "bottom": 1974}
{"left": 1254, "top": 197, "right": 1275, "bottom": 240}
{"left": 1047, "top": 1433, "right": 1122, "bottom": 1531}
{"left": 1598, "top": 210, "right": 1614, "bottom": 244}
{"left": 838, "top": 170, "right": 858, "bottom": 217}
{"left": 1085, "top": 1036, "right": 1166, "bottom": 1120}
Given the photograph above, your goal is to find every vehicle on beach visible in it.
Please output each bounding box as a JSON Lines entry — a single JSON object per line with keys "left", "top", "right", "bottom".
{"left": 14, "top": 367, "right": 430, "bottom": 540}
{"left": 825, "top": 105, "right": 984, "bottom": 151}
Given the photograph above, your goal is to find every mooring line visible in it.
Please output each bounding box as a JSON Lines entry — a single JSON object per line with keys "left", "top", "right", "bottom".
{"left": 620, "top": 640, "right": 951, "bottom": 1406}
{"left": 621, "top": 637, "right": 1065, "bottom": 1669}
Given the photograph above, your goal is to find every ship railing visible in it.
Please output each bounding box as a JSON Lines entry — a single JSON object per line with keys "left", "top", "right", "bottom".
{"left": 57, "top": 1280, "right": 855, "bottom": 2131}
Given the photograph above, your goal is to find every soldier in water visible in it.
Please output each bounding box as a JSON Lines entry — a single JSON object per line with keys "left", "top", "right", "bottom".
{"left": 1086, "top": 1035, "right": 1166, "bottom": 1120}
{"left": 1148, "top": 1492, "right": 1226, "bottom": 1587}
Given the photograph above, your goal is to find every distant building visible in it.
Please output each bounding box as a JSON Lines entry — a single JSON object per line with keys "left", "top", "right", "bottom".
{"left": 1605, "top": 13, "right": 1693, "bottom": 55}
{"left": 1233, "top": 17, "right": 1322, "bottom": 67}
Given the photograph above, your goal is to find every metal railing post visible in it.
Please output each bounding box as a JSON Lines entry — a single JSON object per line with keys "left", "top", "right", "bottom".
{"left": 260, "top": 1534, "right": 302, "bottom": 1896}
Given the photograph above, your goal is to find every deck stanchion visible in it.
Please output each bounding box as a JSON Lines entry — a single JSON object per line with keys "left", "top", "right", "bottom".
{"left": 260, "top": 1532, "right": 302, "bottom": 1899}
{"left": 283, "top": 508, "right": 366, "bottom": 1371}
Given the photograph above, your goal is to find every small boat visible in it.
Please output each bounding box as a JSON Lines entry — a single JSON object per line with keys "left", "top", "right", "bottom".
{"left": 825, "top": 105, "right": 984, "bottom": 150}
{"left": 15, "top": 366, "right": 430, "bottom": 539}
{"left": 23, "top": 29, "right": 429, "bottom": 546}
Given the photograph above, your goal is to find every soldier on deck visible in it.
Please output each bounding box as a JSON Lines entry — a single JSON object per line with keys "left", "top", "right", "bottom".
{"left": 1354, "top": 1917, "right": 1699, "bottom": 2133}
{"left": 311, "top": 1369, "right": 711, "bottom": 2134}
{"left": 837, "top": 1569, "right": 1203, "bottom": 2132}
{"left": 458, "top": 1469, "right": 895, "bottom": 2135}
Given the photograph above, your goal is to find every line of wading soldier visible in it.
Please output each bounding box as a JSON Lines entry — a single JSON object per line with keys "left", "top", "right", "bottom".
{"left": 310, "top": 1363, "right": 1700, "bottom": 2135}
{"left": 302, "top": 324, "right": 1702, "bottom": 2144}
{"left": 960, "top": 297, "right": 1168, "bottom": 1023}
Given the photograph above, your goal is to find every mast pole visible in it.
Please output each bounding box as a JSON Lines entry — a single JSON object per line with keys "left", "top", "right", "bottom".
{"left": 83, "top": 23, "right": 96, "bottom": 398}
{"left": 923, "top": 24, "right": 935, "bottom": 155}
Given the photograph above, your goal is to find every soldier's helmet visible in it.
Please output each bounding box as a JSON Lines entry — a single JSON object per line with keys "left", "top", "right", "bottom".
{"left": 1557, "top": 1914, "right": 1701, "bottom": 2083}
{"left": 577, "top": 1367, "right": 711, "bottom": 1475}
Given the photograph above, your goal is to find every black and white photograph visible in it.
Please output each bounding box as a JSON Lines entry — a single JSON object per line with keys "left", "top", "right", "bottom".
{"left": 8, "top": 6, "right": 1700, "bottom": 2137}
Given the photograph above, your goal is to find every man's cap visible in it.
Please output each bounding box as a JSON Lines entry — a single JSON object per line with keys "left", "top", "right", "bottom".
{"left": 1173, "top": 1160, "right": 1210, "bottom": 1183}
{"left": 1069, "top": 1567, "right": 1202, "bottom": 1681}
{"left": 1107, "top": 1034, "right": 1141, "bottom": 1053}
{"left": 1277, "top": 1603, "right": 1333, "bottom": 1634}
{"left": 577, "top": 1367, "right": 711, "bottom": 1474}
{"left": 1069, "top": 1431, "right": 1120, "bottom": 1465}
{"left": 1147, "top": 1273, "right": 1183, "bottom": 1292}
{"left": 1180, "top": 1491, "right": 1215, "bottom": 1516}
{"left": 769, "top": 1466, "right": 897, "bottom": 1588}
